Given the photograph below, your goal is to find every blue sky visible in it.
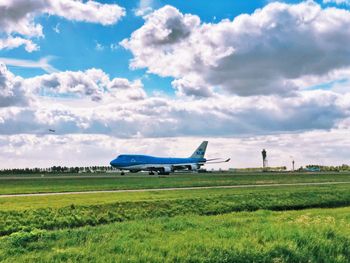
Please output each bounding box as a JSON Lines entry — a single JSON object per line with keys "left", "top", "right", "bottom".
{"left": 3, "top": 0, "right": 275, "bottom": 95}
{"left": 2, "top": 0, "right": 344, "bottom": 95}
{"left": 0, "top": 0, "right": 350, "bottom": 168}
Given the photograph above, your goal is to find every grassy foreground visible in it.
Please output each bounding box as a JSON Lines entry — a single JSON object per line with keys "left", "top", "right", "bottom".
{"left": 1, "top": 172, "right": 350, "bottom": 194}
{"left": 2, "top": 174, "right": 350, "bottom": 262}
{"left": 1, "top": 207, "right": 350, "bottom": 262}
{"left": 1, "top": 184, "right": 350, "bottom": 236}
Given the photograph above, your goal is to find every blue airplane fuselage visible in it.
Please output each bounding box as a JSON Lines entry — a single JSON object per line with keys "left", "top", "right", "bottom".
{"left": 110, "top": 155, "right": 206, "bottom": 169}
{"left": 110, "top": 141, "right": 210, "bottom": 174}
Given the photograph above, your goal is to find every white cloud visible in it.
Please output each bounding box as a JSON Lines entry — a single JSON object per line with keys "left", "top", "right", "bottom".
{"left": 95, "top": 42, "right": 104, "bottom": 51}
{"left": 0, "top": 57, "right": 58, "bottom": 73}
{"left": 26, "top": 69, "right": 105, "bottom": 102}
{"left": 122, "top": 2, "right": 350, "bottom": 97}
{"left": 0, "top": 64, "right": 350, "bottom": 168}
{"left": 0, "top": 63, "right": 30, "bottom": 107}
{"left": 46, "top": 0, "right": 125, "bottom": 25}
{"left": 0, "top": 0, "right": 125, "bottom": 52}
{"left": 110, "top": 43, "right": 120, "bottom": 51}
{"left": 0, "top": 130, "right": 349, "bottom": 169}
{"left": 24, "top": 68, "right": 146, "bottom": 103}
{"left": 0, "top": 1, "right": 350, "bottom": 169}
{"left": 0, "top": 71, "right": 348, "bottom": 137}
{"left": 134, "top": 0, "right": 155, "bottom": 17}
{"left": 107, "top": 78, "right": 147, "bottom": 101}
{"left": 0, "top": 37, "right": 39, "bottom": 52}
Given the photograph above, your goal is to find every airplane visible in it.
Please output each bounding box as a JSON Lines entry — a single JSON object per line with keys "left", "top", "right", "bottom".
{"left": 305, "top": 166, "right": 321, "bottom": 172}
{"left": 110, "top": 141, "right": 230, "bottom": 175}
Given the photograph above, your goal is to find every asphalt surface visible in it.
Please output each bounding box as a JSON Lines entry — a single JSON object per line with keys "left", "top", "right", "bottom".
{"left": 0, "top": 181, "right": 350, "bottom": 198}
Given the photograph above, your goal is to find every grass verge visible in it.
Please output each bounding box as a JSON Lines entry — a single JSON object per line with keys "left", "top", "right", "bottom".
{"left": 1, "top": 172, "right": 350, "bottom": 195}
{"left": 1, "top": 184, "right": 350, "bottom": 236}
{"left": 1, "top": 207, "right": 350, "bottom": 262}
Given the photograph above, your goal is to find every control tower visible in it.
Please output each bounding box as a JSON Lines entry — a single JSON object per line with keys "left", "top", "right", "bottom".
{"left": 262, "top": 149, "right": 268, "bottom": 169}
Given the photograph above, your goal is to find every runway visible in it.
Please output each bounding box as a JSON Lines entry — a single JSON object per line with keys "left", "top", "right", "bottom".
{"left": 1, "top": 181, "right": 350, "bottom": 198}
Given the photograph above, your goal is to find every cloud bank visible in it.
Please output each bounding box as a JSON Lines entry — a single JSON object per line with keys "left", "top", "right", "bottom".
{"left": 1, "top": 1, "right": 350, "bottom": 168}
{"left": 0, "top": 63, "right": 349, "bottom": 138}
{"left": 0, "top": 0, "right": 125, "bottom": 52}
{"left": 1, "top": 131, "right": 350, "bottom": 169}
{"left": 122, "top": 2, "right": 350, "bottom": 97}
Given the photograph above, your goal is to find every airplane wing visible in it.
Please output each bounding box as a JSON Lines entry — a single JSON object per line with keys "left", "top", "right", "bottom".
{"left": 201, "top": 158, "right": 230, "bottom": 164}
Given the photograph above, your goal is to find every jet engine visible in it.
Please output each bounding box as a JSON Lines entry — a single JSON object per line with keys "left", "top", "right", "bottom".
{"left": 163, "top": 166, "right": 172, "bottom": 173}
{"left": 188, "top": 164, "right": 200, "bottom": 171}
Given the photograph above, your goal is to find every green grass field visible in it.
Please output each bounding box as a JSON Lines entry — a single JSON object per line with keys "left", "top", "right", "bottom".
{"left": 1, "top": 172, "right": 350, "bottom": 194}
{"left": 1, "top": 207, "right": 350, "bottom": 262}
{"left": 1, "top": 172, "right": 350, "bottom": 262}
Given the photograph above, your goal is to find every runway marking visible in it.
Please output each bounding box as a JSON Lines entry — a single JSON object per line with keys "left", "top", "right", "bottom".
{"left": 1, "top": 181, "right": 350, "bottom": 198}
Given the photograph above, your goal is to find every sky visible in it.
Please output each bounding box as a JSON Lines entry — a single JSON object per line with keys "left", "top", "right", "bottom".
{"left": 1, "top": 0, "right": 350, "bottom": 169}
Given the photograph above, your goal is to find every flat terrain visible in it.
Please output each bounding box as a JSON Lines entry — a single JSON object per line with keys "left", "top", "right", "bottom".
{"left": 1, "top": 207, "right": 350, "bottom": 262}
{"left": 1, "top": 172, "right": 350, "bottom": 195}
{"left": 1, "top": 172, "right": 350, "bottom": 262}
{"left": 1, "top": 181, "right": 350, "bottom": 198}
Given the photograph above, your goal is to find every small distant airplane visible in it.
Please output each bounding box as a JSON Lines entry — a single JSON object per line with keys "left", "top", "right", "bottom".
{"left": 110, "top": 141, "right": 230, "bottom": 175}
{"left": 48, "top": 129, "right": 56, "bottom": 133}
{"left": 305, "top": 167, "right": 321, "bottom": 172}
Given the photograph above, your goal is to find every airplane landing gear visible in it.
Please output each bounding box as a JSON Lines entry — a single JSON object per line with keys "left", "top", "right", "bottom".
{"left": 158, "top": 172, "right": 170, "bottom": 175}
{"left": 121, "top": 171, "right": 125, "bottom": 176}
{"left": 149, "top": 171, "right": 155, "bottom": 175}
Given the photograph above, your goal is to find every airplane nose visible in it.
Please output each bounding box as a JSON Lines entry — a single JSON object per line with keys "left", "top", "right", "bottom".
{"left": 110, "top": 159, "right": 121, "bottom": 167}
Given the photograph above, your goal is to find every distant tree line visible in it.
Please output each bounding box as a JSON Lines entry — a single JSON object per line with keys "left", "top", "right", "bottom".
{"left": 304, "top": 164, "right": 350, "bottom": 172}
{"left": 231, "top": 166, "right": 287, "bottom": 172}
{"left": 0, "top": 166, "right": 117, "bottom": 175}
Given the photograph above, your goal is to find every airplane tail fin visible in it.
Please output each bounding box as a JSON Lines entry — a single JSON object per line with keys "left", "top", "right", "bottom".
{"left": 190, "top": 141, "right": 208, "bottom": 158}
